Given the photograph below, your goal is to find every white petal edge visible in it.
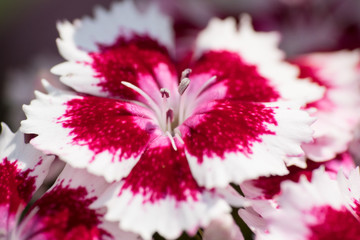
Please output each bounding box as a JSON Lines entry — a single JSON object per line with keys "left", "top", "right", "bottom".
{"left": 56, "top": 1, "right": 173, "bottom": 60}
{"left": 0, "top": 122, "right": 54, "bottom": 190}
{"left": 98, "top": 183, "right": 231, "bottom": 240}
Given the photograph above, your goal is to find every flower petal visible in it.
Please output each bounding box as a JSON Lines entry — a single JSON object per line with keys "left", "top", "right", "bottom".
{"left": 52, "top": 1, "right": 177, "bottom": 103}
{"left": 261, "top": 168, "right": 360, "bottom": 240}
{"left": 180, "top": 100, "right": 313, "bottom": 188}
{"left": 0, "top": 123, "right": 54, "bottom": 236}
{"left": 291, "top": 50, "right": 360, "bottom": 161}
{"left": 337, "top": 167, "right": 360, "bottom": 219}
{"left": 241, "top": 152, "right": 355, "bottom": 200}
{"left": 203, "top": 213, "right": 244, "bottom": 240}
{"left": 21, "top": 84, "right": 160, "bottom": 182}
{"left": 100, "top": 136, "right": 230, "bottom": 240}
{"left": 17, "top": 165, "right": 139, "bottom": 240}
{"left": 192, "top": 15, "right": 324, "bottom": 106}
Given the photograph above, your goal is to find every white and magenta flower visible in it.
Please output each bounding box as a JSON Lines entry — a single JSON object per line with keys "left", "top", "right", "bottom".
{"left": 0, "top": 123, "right": 54, "bottom": 238}
{"left": 0, "top": 123, "right": 138, "bottom": 240}
{"left": 16, "top": 165, "right": 139, "bottom": 240}
{"left": 20, "top": 1, "right": 322, "bottom": 239}
{"left": 290, "top": 50, "right": 360, "bottom": 161}
{"left": 241, "top": 151, "right": 355, "bottom": 201}
{"left": 259, "top": 167, "right": 360, "bottom": 240}
{"left": 238, "top": 152, "right": 356, "bottom": 238}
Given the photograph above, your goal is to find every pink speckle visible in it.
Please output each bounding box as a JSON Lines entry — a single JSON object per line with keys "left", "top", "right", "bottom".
{"left": 29, "top": 184, "right": 109, "bottom": 240}
{"left": 182, "top": 100, "right": 277, "bottom": 163}
{"left": 58, "top": 96, "right": 154, "bottom": 161}
{"left": 307, "top": 205, "right": 360, "bottom": 240}
{"left": 121, "top": 140, "right": 203, "bottom": 203}
{"left": 0, "top": 157, "right": 35, "bottom": 214}
{"left": 90, "top": 35, "right": 176, "bottom": 99}
{"left": 191, "top": 51, "right": 280, "bottom": 102}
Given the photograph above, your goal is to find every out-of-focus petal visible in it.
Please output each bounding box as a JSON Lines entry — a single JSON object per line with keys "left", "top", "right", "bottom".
{"left": 0, "top": 123, "right": 54, "bottom": 237}
{"left": 241, "top": 152, "right": 355, "bottom": 200}
{"left": 16, "top": 165, "right": 140, "bottom": 240}
{"left": 203, "top": 213, "right": 244, "bottom": 240}
{"left": 261, "top": 168, "right": 360, "bottom": 240}
{"left": 291, "top": 50, "right": 360, "bottom": 161}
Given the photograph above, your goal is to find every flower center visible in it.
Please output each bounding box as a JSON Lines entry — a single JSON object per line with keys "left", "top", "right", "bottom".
{"left": 121, "top": 69, "right": 216, "bottom": 150}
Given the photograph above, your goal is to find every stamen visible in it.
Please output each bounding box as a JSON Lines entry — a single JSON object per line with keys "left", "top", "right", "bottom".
{"left": 166, "top": 131, "right": 177, "bottom": 151}
{"left": 174, "top": 132, "right": 184, "bottom": 144}
{"left": 160, "top": 88, "right": 170, "bottom": 99}
{"left": 178, "top": 75, "right": 217, "bottom": 125}
{"left": 14, "top": 206, "right": 39, "bottom": 239}
{"left": 121, "top": 81, "right": 161, "bottom": 118}
{"left": 178, "top": 77, "right": 191, "bottom": 95}
{"left": 181, "top": 68, "right": 192, "bottom": 79}
{"left": 178, "top": 68, "right": 192, "bottom": 95}
{"left": 195, "top": 76, "right": 217, "bottom": 97}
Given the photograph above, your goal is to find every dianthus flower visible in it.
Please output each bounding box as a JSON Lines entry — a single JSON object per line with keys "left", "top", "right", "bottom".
{"left": 258, "top": 167, "right": 360, "bottom": 240}
{"left": 21, "top": 1, "right": 322, "bottom": 239}
{"left": 290, "top": 50, "right": 360, "bottom": 161}
{"left": 0, "top": 123, "right": 136, "bottom": 240}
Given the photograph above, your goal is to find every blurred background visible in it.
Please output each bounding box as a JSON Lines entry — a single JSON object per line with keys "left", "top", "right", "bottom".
{"left": 1, "top": 0, "right": 360, "bottom": 131}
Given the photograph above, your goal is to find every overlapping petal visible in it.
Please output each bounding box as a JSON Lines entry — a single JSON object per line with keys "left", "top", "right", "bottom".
{"left": 203, "top": 213, "right": 244, "bottom": 240}
{"left": 0, "top": 123, "right": 54, "bottom": 237}
{"left": 16, "top": 165, "right": 139, "bottom": 240}
{"left": 241, "top": 152, "right": 355, "bottom": 200}
{"left": 260, "top": 168, "right": 360, "bottom": 240}
{"left": 290, "top": 50, "right": 360, "bottom": 161}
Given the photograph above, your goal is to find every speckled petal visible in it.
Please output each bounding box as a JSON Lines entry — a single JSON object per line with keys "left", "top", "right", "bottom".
{"left": 21, "top": 82, "right": 160, "bottom": 182}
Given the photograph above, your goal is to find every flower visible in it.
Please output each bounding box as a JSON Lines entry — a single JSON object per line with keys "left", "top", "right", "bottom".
{"left": 20, "top": 1, "right": 321, "bottom": 239}
{"left": 290, "top": 50, "right": 360, "bottom": 161}
{"left": 238, "top": 152, "right": 356, "bottom": 238}
{"left": 0, "top": 123, "right": 54, "bottom": 238}
{"left": 258, "top": 167, "right": 360, "bottom": 240}
{"left": 0, "top": 123, "right": 138, "bottom": 240}
{"left": 241, "top": 152, "right": 355, "bottom": 201}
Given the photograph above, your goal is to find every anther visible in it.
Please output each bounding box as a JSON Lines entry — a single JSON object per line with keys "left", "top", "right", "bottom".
{"left": 178, "top": 68, "right": 192, "bottom": 95}
{"left": 181, "top": 68, "right": 192, "bottom": 79}
{"left": 178, "top": 77, "right": 191, "bottom": 95}
{"left": 160, "top": 88, "right": 170, "bottom": 98}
